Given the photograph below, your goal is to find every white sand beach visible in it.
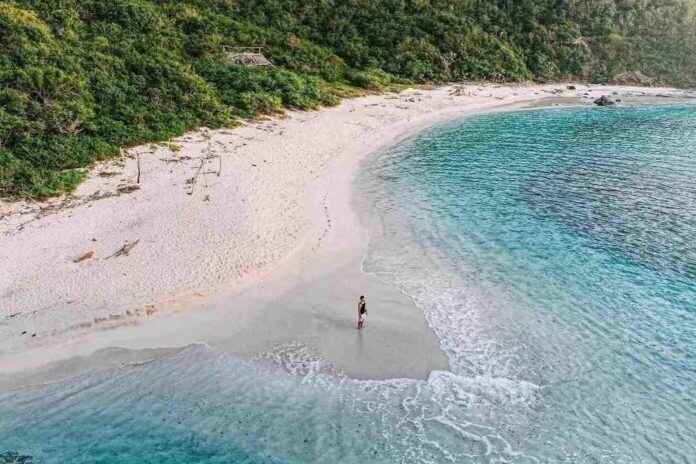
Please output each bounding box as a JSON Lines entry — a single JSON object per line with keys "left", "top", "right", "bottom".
{"left": 1, "top": 83, "right": 692, "bottom": 384}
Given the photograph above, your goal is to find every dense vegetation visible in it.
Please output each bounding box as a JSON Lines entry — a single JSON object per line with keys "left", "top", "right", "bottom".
{"left": 1, "top": 0, "right": 695, "bottom": 198}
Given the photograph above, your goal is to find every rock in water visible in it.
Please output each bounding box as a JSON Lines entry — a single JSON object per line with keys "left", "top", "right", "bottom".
{"left": 594, "top": 95, "right": 616, "bottom": 106}
{"left": 0, "top": 451, "right": 34, "bottom": 464}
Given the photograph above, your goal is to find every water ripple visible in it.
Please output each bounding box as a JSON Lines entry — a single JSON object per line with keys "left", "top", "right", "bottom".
{"left": 356, "top": 104, "right": 696, "bottom": 462}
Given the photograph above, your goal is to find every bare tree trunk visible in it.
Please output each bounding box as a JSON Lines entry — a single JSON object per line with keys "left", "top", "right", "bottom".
{"left": 136, "top": 153, "right": 141, "bottom": 184}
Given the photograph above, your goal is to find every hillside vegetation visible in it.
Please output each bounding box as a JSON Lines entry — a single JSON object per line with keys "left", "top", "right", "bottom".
{"left": 1, "top": 0, "right": 695, "bottom": 198}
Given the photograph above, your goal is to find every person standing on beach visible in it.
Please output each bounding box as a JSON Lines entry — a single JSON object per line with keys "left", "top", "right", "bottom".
{"left": 357, "top": 295, "right": 367, "bottom": 329}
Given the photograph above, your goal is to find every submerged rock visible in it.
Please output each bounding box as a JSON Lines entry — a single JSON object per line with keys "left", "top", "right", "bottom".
{"left": 0, "top": 451, "right": 34, "bottom": 464}
{"left": 594, "top": 95, "right": 616, "bottom": 106}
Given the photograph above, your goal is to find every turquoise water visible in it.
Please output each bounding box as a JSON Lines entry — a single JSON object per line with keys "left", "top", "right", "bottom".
{"left": 357, "top": 104, "right": 696, "bottom": 462}
{"left": 2, "top": 105, "right": 696, "bottom": 463}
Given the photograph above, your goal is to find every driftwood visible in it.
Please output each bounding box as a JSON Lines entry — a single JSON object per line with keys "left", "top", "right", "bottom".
{"left": 136, "top": 153, "right": 141, "bottom": 184}
{"left": 2, "top": 186, "right": 143, "bottom": 238}
{"left": 117, "top": 185, "right": 140, "bottom": 194}
{"left": 107, "top": 239, "right": 140, "bottom": 259}
{"left": 73, "top": 251, "right": 94, "bottom": 263}
{"left": 98, "top": 171, "right": 119, "bottom": 177}
{"left": 160, "top": 155, "right": 192, "bottom": 163}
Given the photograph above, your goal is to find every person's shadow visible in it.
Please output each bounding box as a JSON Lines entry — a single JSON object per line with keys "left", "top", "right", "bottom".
{"left": 356, "top": 324, "right": 365, "bottom": 357}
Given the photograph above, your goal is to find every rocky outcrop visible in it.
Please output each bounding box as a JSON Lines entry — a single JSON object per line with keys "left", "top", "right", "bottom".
{"left": 613, "top": 71, "right": 656, "bottom": 86}
{"left": 594, "top": 95, "right": 616, "bottom": 106}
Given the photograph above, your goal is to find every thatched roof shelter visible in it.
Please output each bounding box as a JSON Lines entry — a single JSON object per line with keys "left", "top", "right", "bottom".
{"left": 224, "top": 47, "right": 273, "bottom": 67}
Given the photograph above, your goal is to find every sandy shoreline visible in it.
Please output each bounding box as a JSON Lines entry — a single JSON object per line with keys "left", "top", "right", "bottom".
{"left": 1, "top": 82, "right": 693, "bottom": 385}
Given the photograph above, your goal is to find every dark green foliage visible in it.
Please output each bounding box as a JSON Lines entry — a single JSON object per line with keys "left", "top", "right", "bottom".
{"left": 1, "top": 0, "right": 694, "bottom": 198}
{"left": 0, "top": 0, "right": 230, "bottom": 197}
{"left": 568, "top": 0, "right": 696, "bottom": 86}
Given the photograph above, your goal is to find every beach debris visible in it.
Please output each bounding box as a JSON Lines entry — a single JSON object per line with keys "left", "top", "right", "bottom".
{"left": 594, "top": 95, "right": 616, "bottom": 106}
{"left": 117, "top": 184, "right": 140, "bottom": 194}
{"left": 73, "top": 250, "right": 94, "bottom": 263}
{"left": 3, "top": 186, "right": 144, "bottom": 237}
{"left": 98, "top": 171, "right": 119, "bottom": 177}
{"left": 107, "top": 239, "right": 140, "bottom": 259}
{"left": 160, "top": 155, "right": 192, "bottom": 163}
{"left": 186, "top": 159, "right": 205, "bottom": 195}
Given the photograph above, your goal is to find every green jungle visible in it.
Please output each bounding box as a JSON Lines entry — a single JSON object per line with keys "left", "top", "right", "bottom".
{"left": 1, "top": 0, "right": 695, "bottom": 198}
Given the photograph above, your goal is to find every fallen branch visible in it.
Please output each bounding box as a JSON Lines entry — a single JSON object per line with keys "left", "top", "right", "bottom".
{"left": 73, "top": 251, "right": 94, "bottom": 263}
{"left": 187, "top": 159, "right": 205, "bottom": 195}
{"left": 117, "top": 185, "right": 140, "bottom": 194}
{"left": 136, "top": 152, "right": 141, "bottom": 184}
{"left": 106, "top": 239, "right": 140, "bottom": 259}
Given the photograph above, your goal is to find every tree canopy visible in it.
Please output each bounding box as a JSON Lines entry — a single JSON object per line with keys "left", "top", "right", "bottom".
{"left": 1, "top": 0, "right": 694, "bottom": 198}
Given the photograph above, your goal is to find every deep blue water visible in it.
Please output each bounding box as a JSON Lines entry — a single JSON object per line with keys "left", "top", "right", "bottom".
{"left": 2, "top": 104, "right": 695, "bottom": 463}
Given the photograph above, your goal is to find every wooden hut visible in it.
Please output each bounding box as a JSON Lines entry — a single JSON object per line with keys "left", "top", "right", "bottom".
{"left": 224, "top": 47, "right": 273, "bottom": 67}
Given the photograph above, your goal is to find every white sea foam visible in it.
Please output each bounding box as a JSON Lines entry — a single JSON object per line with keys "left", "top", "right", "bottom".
{"left": 1, "top": 340, "right": 544, "bottom": 463}
{"left": 350, "top": 104, "right": 696, "bottom": 462}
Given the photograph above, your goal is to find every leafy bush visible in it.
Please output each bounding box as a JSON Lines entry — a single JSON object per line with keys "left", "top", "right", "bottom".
{"left": 346, "top": 68, "right": 395, "bottom": 91}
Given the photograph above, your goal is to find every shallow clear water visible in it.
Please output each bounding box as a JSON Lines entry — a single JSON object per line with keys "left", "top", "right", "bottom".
{"left": 2, "top": 105, "right": 696, "bottom": 463}
{"left": 357, "top": 104, "right": 696, "bottom": 462}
